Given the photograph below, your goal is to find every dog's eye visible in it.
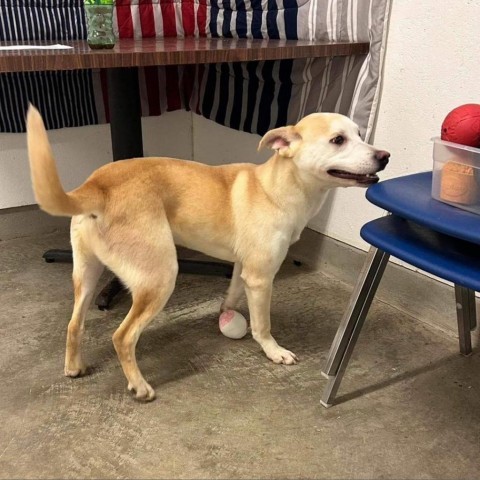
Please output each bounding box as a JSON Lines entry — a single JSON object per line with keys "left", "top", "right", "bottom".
{"left": 331, "top": 135, "right": 345, "bottom": 145}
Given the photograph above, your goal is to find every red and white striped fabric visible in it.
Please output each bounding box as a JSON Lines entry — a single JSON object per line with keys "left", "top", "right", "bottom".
{"left": 114, "top": 0, "right": 207, "bottom": 38}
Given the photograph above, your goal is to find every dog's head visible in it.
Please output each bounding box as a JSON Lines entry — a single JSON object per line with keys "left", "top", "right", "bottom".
{"left": 259, "top": 113, "right": 389, "bottom": 187}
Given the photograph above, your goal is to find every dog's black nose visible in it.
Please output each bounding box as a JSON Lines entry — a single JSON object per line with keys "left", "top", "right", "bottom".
{"left": 375, "top": 150, "right": 390, "bottom": 169}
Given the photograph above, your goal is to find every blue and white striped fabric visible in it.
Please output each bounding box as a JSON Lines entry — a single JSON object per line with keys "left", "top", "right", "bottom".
{"left": 0, "top": 0, "right": 100, "bottom": 132}
{"left": 0, "top": 0, "right": 391, "bottom": 140}
{"left": 0, "top": 0, "right": 86, "bottom": 40}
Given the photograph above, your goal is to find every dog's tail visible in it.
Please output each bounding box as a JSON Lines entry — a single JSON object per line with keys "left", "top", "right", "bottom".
{"left": 26, "top": 105, "right": 103, "bottom": 217}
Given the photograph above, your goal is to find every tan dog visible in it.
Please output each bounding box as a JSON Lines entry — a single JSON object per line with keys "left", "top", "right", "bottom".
{"left": 26, "top": 105, "right": 389, "bottom": 401}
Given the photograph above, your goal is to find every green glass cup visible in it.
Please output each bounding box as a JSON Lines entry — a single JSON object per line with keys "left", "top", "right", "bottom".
{"left": 84, "top": 0, "right": 116, "bottom": 50}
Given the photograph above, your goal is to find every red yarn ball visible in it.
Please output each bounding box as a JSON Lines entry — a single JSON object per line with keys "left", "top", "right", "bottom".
{"left": 441, "top": 104, "right": 480, "bottom": 147}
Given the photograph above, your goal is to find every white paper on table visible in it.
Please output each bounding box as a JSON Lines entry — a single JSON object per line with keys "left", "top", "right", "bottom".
{"left": 0, "top": 44, "right": 73, "bottom": 51}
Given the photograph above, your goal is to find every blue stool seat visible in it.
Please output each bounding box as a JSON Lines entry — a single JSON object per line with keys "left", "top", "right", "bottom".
{"left": 361, "top": 215, "right": 480, "bottom": 291}
{"left": 366, "top": 172, "right": 480, "bottom": 245}
{"left": 321, "top": 172, "right": 479, "bottom": 408}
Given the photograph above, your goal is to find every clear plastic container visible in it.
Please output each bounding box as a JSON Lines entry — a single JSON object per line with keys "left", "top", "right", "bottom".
{"left": 431, "top": 137, "right": 480, "bottom": 215}
{"left": 84, "top": 0, "right": 116, "bottom": 50}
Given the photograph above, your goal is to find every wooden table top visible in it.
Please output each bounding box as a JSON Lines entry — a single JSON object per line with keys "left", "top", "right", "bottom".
{"left": 0, "top": 38, "right": 369, "bottom": 73}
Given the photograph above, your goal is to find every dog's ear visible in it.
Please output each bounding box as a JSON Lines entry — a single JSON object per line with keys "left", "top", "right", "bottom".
{"left": 258, "top": 126, "right": 302, "bottom": 158}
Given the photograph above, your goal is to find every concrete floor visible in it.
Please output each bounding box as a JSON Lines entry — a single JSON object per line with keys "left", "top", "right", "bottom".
{"left": 1, "top": 231, "right": 480, "bottom": 479}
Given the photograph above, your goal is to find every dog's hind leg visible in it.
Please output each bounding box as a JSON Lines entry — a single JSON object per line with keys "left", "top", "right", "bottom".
{"left": 112, "top": 285, "right": 175, "bottom": 401}
{"left": 220, "top": 262, "right": 244, "bottom": 312}
{"left": 65, "top": 223, "right": 104, "bottom": 377}
{"left": 106, "top": 219, "right": 178, "bottom": 401}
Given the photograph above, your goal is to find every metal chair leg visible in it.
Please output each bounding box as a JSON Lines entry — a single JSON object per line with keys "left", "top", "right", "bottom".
{"left": 321, "top": 247, "right": 390, "bottom": 408}
{"left": 468, "top": 291, "right": 477, "bottom": 332}
{"left": 454, "top": 285, "right": 475, "bottom": 356}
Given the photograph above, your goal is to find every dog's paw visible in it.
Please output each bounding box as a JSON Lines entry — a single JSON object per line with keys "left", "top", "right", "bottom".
{"left": 266, "top": 347, "right": 298, "bottom": 365}
{"left": 128, "top": 381, "right": 156, "bottom": 402}
{"left": 64, "top": 364, "right": 87, "bottom": 378}
{"left": 220, "top": 301, "right": 231, "bottom": 313}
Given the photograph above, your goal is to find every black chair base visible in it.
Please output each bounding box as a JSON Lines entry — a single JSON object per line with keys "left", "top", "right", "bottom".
{"left": 95, "top": 277, "right": 125, "bottom": 311}
{"left": 43, "top": 249, "right": 233, "bottom": 310}
{"left": 43, "top": 249, "right": 73, "bottom": 263}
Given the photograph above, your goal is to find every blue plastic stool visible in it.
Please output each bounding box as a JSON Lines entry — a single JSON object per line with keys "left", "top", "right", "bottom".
{"left": 321, "top": 172, "right": 479, "bottom": 407}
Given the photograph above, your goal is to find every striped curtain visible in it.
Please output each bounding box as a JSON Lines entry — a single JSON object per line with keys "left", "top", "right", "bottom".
{"left": 0, "top": 0, "right": 391, "bottom": 139}
{"left": 0, "top": 0, "right": 99, "bottom": 131}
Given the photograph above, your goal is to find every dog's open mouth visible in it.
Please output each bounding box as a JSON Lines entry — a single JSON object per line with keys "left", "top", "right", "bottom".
{"left": 327, "top": 169, "right": 379, "bottom": 185}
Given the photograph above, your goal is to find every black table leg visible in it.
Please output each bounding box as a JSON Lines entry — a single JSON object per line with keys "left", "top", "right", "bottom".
{"left": 107, "top": 67, "right": 144, "bottom": 161}
{"left": 97, "top": 67, "right": 232, "bottom": 308}
{"left": 93, "top": 68, "right": 143, "bottom": 310}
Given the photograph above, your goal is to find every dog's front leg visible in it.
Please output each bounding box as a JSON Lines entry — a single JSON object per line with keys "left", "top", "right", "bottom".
{"left": 220, "top": 262, "right": 244, "bottom": 312}
{"left": 242, "top": 269, "right": 298, "bottom": 365}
